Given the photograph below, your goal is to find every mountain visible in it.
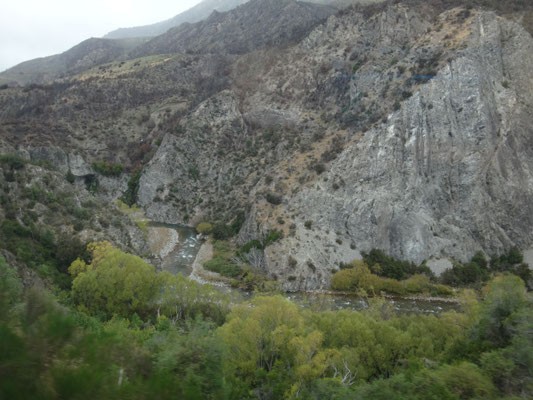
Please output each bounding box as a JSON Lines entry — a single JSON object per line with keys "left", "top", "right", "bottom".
{"left": 0, "top": 0, "right": 336, "bottom": 86}
{"left": 1, "top": 0, "right": 533, "bottom": 291}
{"left": 0, "top": 37, "right": 148, "bottom": 86}
{"left": 104, "top": 0, "right": 250, "bottom": 39}
{"left": 131, "top": 0, "right": 337, "bottom": 57}
{"left": 103, "top": 0, "right": 381, "bottom": 40}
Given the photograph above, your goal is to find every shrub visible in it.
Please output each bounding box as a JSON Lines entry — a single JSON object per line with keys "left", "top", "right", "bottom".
{"left": 304, "top": 221, "right": 313, "bottom": 230}
{"left": 288, "top": 256, "right": 297, "bottom": 268}
{"left": 264, "top": 230, "right": 283, "bottom": 247}
{"left": 331, "top": 260, "right": 451, "bottom": 296}
{"left": 121, "top": 169, "right": 142, "bottom": 206}
{"left": 196, "top": 222, "right": 213, "bottom": 235}
{"left": 313, "top": 163, "right": 326, "bottom": 175}
{"left": 91, "top": 161, "right": 124, "bottom": 177}
{"left": 0, "top": 154, "right": 26, "bottom": 170}
{"left": 212, "top": 223, "right": 233, "bottom": 240}
{"left": 403, "top": 274, "right": 431, "bottom": 293}
{"left": 230, "top": 211, "right": 246, "bottom": 235}
{"left": 266, "top": 193, "right": 282, "bottom": 205}
{"left": 188, "top": 166, "right": 200, "bottom": 180}
{"left": 85, "top": 175, "right": 98, "bottom": 193}
{"left": 65, "top": 170, "right": 75, "bottom": 184}
{"left": 240, "top": 240, "right": 263, "bottom": 254}
{"left": 203, "top": 257, "right": 242, "bottom": 278}
{"left": 362, "top": 249, "right": 433, "bottom": 280}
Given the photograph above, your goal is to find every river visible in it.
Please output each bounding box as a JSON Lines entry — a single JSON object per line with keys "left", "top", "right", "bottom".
{"left": 149, "top": 224, "right": 459, "bottom": 315}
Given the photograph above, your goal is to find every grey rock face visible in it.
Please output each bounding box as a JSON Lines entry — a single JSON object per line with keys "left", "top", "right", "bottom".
{"left": 23, "top": 146, "right": 93, "bottom": 176}
{"left": 138, "top": 90, "right": 250, "bottom": 224}
{"left": 264, "top": 13, "right": 533, "bottom": 290}
{"left": 68, "top": 153, "right": 94, "bottom": 176}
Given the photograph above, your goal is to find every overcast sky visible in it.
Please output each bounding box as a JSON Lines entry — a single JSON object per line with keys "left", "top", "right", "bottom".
{"left": 0, "top": 0, "right": 201, "bottom": 72}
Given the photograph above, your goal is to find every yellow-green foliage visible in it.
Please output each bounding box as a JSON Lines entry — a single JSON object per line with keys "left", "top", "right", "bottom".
{"left": 136, "top": 220, "right": 148, "bottom": 234}
{"left": 203, "top": 240, "right": 243, "bottom": 278}
{"left": 196, "top": 222, "right": 213, "bottom": 234}
{"left": 2, "top": 251, "right": 531, "bottom": 400}
{"left": 331, "top": 261, "right": 452, "bottom": 296}
{"left": 219, "top": 294, "right": 470, "bottom": 395}
{"left": 69, "top": 242, "right": 164, "bottom": 318}
{"left": 116, "top": 199, "right": 141, "bottom": 215}
{"left": 116, "top": 200, "right": 148, "bottom": 235}
{"left": 69, "top": 241, "right": 232, "bottom": 322}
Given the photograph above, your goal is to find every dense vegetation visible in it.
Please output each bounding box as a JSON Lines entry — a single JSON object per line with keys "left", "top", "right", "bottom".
{"left": 1, "top": 241, "right": 532, "bottom": 399}
{"left": 441, "top": 249, "right": 532, "bottom": 289}
{"left": 0, "top": 160, "right": 154, "bottom": 295}
{"left": 91, "top": 161, "right": 125, "bottom": 177}
{"left": 361, "top": 249, "right": 434, "bottom": 280}
{"left": 334, "top": 248, "right": 532, "bottom": 296}
{"left": 331, "top": 260, "right": 452, "bottom": 297}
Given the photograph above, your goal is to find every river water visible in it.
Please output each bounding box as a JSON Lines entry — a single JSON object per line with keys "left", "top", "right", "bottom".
{"left": 150, "top": 224, "right": 459, "bottom": 315}
{"left": 147, "top": 222, "right": 203, "bottom": 276}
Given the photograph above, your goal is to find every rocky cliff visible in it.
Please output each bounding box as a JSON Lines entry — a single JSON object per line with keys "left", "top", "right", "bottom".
{"left": 1, "top": 0, "right": 532, "bottom": 291}
{"left": 245, "top": 10, "right": 533, "bottom": 290}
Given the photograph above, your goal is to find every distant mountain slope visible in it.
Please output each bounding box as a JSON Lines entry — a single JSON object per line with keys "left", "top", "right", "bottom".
{"left": 105, "top": 0, "right": 250, "bottom": 39}
{"left": 132, "top": 0, "right": 336, "bottom": 57}
{"left": 104, "top": 0, "right": 379, "bottom": 40}
{"left": 0, "top": 37, "right": 148, "bottom": 86}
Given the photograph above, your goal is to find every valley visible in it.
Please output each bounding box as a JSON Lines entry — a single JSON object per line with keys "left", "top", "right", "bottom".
{"left": 0, "top": 0, "right": 532, "bottom": 398}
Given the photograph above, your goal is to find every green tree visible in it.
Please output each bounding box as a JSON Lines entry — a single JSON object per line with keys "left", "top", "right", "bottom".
{"left": 475, "top": 275, "right": 528, "bottom": 347}
{"left": 70, "top": 242, "right": 164, "bottom": 319}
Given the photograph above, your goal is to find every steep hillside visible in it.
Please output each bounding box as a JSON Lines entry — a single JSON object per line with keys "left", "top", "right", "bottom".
{"left": 104, "top": 0, "right": 382, "bottom": 40}
{"left": 105, "top": 0, "right": 250, "bottom": 39}
{"left": 258, "top": 10, "right": 533, "bottom": 289}
{"left": 131, "top": 0, "right": 336, "bottom": 57}
{"left": 0, "top": 38, "right": 148, "bottom": 86}
{"left": 0, "top": 155, "right": 151, "bottom": 290}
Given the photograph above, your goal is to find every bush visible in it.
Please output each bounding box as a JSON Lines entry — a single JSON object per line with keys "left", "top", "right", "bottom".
{"left": 362, "top": 249, "right": 433, "bottom": 280}
{"left": 288, "top": 256, "right": 298, "bottom": 268}
{"left": 266, "top": 193, "right": 282, "bottom": 205}
{"left": 331, "top": 260, "right": 451, "bottom": 296}
{"left": 204, "top": 257, "right": 242, "bottom": 278}
{"left": 240, "top": 240, "right": 263, "bottom": 254}
{"left": 65, "top": 170, "right": 76, "bottom": 184}
{"left": 121, "top": 169, "right": 142, "bottom": 206}
{"left": 264, "top": 230, "right": 283, "bottom": 247}
{"left": 196, "top": 222, "right": 213, "bottom": 235}
{"left": 312, "top": 163, "right": 326, "bottom": 175}
{"left": 212, "top": 223, "right": 233, "bottom": 240}
{"left": 188, "top": 166, "right": 200, "bottom": 180}
{"left": 441, "top": 248, "right": 529, "bottom": 287}
{"left": 441, "top": 261, "right": 489, "bottom": 286}
{"left": 304, "top": 221, "right": 313, "bottom": 230}
{"left": 0, "top": 154, "right": 26, "bottom": 170}
{"left": 91, "top": 161, "right": 124, "bottom": 177}
{"left": 230, "top": 211, "right": 246, "bottom": 235}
